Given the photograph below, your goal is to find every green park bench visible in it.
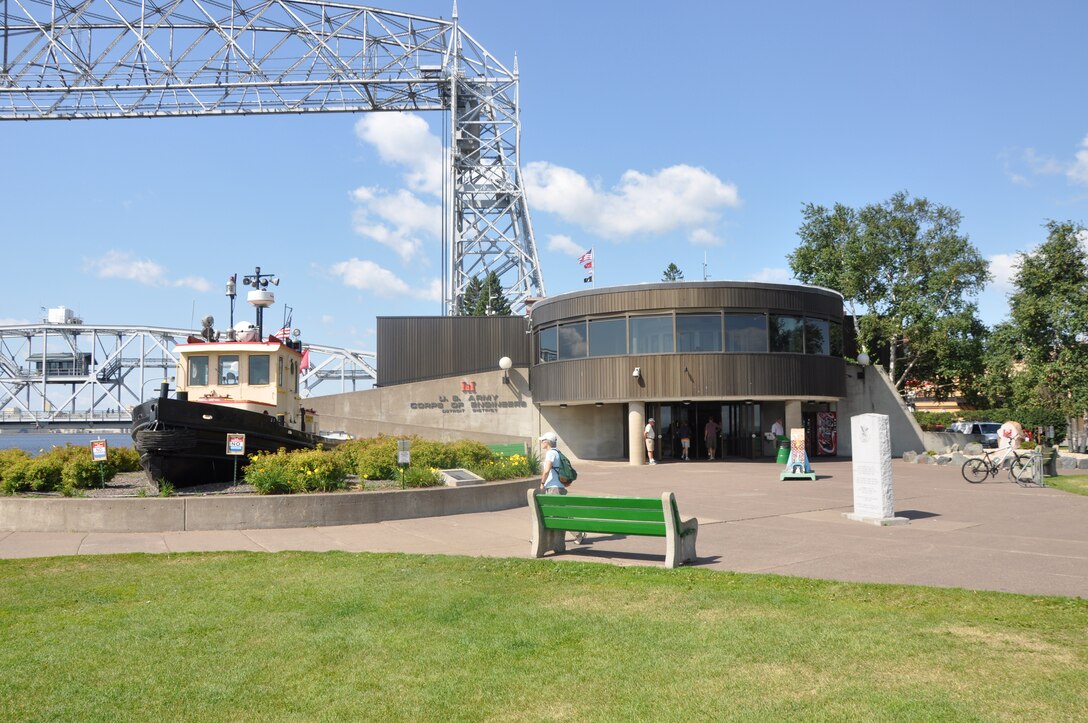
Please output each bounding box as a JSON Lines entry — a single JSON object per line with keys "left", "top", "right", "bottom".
{"left": 528, "top": 490, "right": 699, "bottom": 568}
{"left": 488, "top": 442, "right": 527, "bottom": 458}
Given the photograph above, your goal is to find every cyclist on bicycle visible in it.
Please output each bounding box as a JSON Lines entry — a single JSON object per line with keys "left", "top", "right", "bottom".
{"left": 995, "top": 420, "right": 1024, "bottom": 466}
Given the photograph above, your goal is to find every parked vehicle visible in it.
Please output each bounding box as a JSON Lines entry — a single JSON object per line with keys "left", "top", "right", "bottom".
{"left": 970, "top": 422, "right": 1001, "bottom": 448}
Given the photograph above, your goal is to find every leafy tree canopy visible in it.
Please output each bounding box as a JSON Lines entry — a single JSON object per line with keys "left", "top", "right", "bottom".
{"left": 1003, "top": 220, "right": 1088, "bottom": 418}
{"left": 789, "top": 191, "right": 990, "bottom": 391}
{"left": 662, "top": 263, "right": 684, "bottom": 282}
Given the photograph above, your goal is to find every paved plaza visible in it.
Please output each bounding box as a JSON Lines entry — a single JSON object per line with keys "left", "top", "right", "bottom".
{"left": 1, "top": 458, "right": 1086, "bottom": 598}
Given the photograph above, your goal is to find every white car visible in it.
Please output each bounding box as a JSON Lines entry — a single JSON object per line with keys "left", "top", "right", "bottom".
{"left": 968, "top": 422, "right": 1001, "bottom": 448}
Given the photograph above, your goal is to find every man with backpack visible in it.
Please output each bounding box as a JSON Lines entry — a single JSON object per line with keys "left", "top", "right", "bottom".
{"left": 538, "top": 431, "right": 585, "bottom": 542}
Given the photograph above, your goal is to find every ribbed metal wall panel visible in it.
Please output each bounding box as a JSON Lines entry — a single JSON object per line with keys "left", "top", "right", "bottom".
{"left": 531, "top": 282, "right": 843, "bottom": 326}
{"left": 531, "top": 354, "right": 845, "bottom": 404}
{"left": 377, "top": 317, "right": 530, "bottom": 387}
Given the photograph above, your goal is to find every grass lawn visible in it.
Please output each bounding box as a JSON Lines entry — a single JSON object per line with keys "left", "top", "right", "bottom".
{"left": 1, "top": 553, "right": 1085, "bottom": 721}
{"left": 1048, "top": 474, "right": 1088, "bottom": 496}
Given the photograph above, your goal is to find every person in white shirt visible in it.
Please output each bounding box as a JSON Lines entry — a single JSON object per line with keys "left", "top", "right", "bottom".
{"left": 644, "top": 418, "right": 657, "bottom": 465}
{"left": 771, "top": 419, "right": 784, "bottom": 438}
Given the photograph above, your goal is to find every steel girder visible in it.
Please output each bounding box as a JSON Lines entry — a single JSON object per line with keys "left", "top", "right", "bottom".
{"left": 0, "top": 322, "right": 376, "bottom": 425}
{"left": 0, "top": 0, "right": 545, "bottom": 313}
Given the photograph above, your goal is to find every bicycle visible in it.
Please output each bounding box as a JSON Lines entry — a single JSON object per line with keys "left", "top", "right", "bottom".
{"left": 961, "top": 447, "right": 1034, "bottom": 484}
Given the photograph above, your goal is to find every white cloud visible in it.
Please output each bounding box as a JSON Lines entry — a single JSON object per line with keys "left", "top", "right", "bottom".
{"left": 354, "top": 113, "right": 444, "bottom": 197}
{"left": 350, "top": 186, "right": 441, "bottom": 262}
{"left": 1068, "top": 136, "right": 1088, "bottom": 186}
{"left": 85, "top": 251, "right": 210, "bottom": 291}
{"left": 689, "top": 228, "right": 722, "bottom": 247}
{"left": 748, "top": 267, "right": 792, "bottom": 284}
{"left": 330, "top": 258, "right": 440, "bottom": 300}
{"left": 524, "top": 162, "right": 740, "bottom": 241}
{"left": 546, "top": 234, "right": 587, "bottom": 257}
{"left": 321, "top": 314, "right": 336, "bottom": 325}
{"left": 1013, "top": 135, "right": 1088, "bottom": 187}
{"left": 988, "top": 253, "right": 1020, "bottom": 292}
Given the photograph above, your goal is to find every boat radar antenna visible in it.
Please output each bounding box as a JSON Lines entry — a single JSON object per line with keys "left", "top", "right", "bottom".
{"left": 241, "top": 266, "right": 279, "bottom": 337}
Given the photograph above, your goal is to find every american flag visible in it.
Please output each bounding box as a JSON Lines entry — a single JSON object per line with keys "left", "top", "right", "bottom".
{"left": 273, "top": 324, "right": 292, "bottom": 341}
{"left": 578, "top": 249, "right": 593, "bottom": 269}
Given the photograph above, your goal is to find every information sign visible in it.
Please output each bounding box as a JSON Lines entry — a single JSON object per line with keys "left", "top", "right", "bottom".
{"left": 90, "top": 439, "right": 108, "bottom": 463}
{"left": 226, "top": 433, "right": 247, "bottom": 456}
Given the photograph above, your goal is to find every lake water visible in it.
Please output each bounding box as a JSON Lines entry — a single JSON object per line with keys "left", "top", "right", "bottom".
{"left": 0, "top": 432, "right": 133, "bottom": 454}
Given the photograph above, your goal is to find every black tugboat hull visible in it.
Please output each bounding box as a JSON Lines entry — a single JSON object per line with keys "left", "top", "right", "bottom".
{"left": 131, "top": 397, "right": 328, "bottom": 487}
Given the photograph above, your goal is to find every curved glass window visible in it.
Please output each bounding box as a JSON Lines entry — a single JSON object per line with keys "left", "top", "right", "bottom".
{"left": 589, "top": 318, "right": 627, "bottom": 356}
{"left": 630, "top": 315, "right": 674, "bottom": 354}
{"left": 770, "top": 316, "right": 804, "bottom": 353}
{"left": 558, "top": 321, "right": 588, "bottom": 359}
{"left": 537, "top": 326, "right": 558, "bottom": 363}
{"left": 725, "top": 314, "right": 767, "bottom": 352}
{"left": 677, "top": 314, "right": 722, "bottom": 352}
{"left": 829, "top": 321, "right": 843, "bottom": 357}
{"left": 804, "top": 318, "right": 830, "bottom": 355}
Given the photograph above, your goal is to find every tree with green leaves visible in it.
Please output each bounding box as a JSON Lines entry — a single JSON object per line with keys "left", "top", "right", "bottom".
{"left": 662, "top": 263, "right": 684, "bottom": 282}
{"left": 1003, "top": 220, "right": 1088, "bottom": 447}
{"left": 789, "top": 191, "right": 989, "bottom": 392}
{"left": 458, "top": 272, "right": 513, "bottom": 316}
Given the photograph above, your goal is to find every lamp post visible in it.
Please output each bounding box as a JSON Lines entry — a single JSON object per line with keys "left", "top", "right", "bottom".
{"left": 857, "top": 352, "right": 870, "bottom": 381}
{"left": 499, "top": 356, "right": 512, "bottom": 385}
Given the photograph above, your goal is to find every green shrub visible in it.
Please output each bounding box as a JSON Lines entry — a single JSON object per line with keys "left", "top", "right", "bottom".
{"left": 406, "top": 438, "right": 457, "bottom": 470}
{"left": 244, "top": 449, "right": 297, "bottom": 494}
{"left": 447, "top": 440, "right": 495, "bottom": 468}
{"left": 287, "top": 448, "right": 350, "bottom": 492}
{"left": 245, "top": 447, "right": 351, "bottom": 494}
{"left": 351, "top": 437, "right": 400, "bottom": 481}
{"left": 399, "top": 465, "right": 441, "bottom": 488}
{"left": 470, "top": 453, "right": 534, "bottom": 481}
{"left": 61, "top": 455, "right": 109, "bottom": 490}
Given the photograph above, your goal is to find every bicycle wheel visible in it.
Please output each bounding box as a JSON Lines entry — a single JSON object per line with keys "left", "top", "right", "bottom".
{"left": 962, "top": 458, "right": 989, "bottom": 483}
{"left": 1008, "top": 455, "right": 1035, "bottom": 484}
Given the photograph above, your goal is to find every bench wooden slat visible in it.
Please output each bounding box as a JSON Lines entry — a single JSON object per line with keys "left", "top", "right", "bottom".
{"left": 543, "top": 518, "right": 668, "bottom": 536}
{"left": 535, "top": 495, "right": 663, "bottom": 510}
{"left": 537, "top": 503, "right": 666, "bottom": 524}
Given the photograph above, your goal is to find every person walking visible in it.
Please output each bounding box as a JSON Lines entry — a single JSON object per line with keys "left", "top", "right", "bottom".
{"left": 645, "top": 417, "right": 657, "bottom": 465}
{"left": 678, "top": 420, "right": 692, "bottom": 461}
{"left": 539, "top": 432, "right": 584, "bottom": 542}
{"left": 704, "top": 417, "right": 720, "bottom": 460}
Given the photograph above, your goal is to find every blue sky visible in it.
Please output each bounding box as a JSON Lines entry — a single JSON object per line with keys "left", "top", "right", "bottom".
{"left": 2, "top": 0, "right": 1087, "bottom": 355}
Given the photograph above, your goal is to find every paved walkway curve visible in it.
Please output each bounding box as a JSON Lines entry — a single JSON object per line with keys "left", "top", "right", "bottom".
{"left": 2, "top": 459, "right": 1086, "bottom": 598}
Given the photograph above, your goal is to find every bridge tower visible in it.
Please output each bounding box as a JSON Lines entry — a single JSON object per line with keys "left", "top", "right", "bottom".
{"left": 0, "top": 0, "right": 545, "bottom": 314}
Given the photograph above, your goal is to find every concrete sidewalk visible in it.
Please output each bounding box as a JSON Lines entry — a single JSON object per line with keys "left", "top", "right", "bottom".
{"left": 2, "top": 458, "right": 1086, "bottom": 598}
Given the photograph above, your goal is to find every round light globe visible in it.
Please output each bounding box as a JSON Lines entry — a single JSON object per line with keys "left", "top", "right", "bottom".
{"left": 857, "top": 352, "right": 870, "bottom": 366}
{"left": 498, "top": 356, "right": 513, "bottom": 371}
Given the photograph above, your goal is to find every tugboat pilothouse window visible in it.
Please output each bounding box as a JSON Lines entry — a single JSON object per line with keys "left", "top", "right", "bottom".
{"left": 250, "top": 355, "right": 271, "bottom": 385}
{"left": 189, "top": 356, "right": 209, "bottom": 386}
{"left": 219, "top": 356, "right": 240, "bottom": 385}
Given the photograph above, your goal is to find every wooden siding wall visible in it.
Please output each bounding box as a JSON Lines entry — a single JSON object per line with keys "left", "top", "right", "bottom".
{"left": 376, "top": 316, "right": 530, "bottom": 387}
{"left": 531, "top": 353, "right": 846, "bottom": 404}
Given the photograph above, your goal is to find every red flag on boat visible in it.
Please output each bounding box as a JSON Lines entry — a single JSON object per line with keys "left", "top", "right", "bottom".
{"left": 300, "top": 348, "right": 310, "bottom": 370}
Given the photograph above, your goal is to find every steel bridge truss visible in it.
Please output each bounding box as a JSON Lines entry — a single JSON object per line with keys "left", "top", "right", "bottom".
{"left": 0, "top": 0, "right": 545, "bottom": 313}
{"left": 0, "top": 322, "right": 376, "bottom": 425}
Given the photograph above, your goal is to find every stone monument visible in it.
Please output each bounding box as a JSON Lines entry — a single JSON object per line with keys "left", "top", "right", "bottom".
{"left": 845, "top": 413, "right": 909, "bottom": 526}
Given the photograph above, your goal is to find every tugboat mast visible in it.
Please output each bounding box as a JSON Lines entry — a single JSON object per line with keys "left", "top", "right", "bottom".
{"left": 240, "top": 266, "right": 279, "bottom": 337}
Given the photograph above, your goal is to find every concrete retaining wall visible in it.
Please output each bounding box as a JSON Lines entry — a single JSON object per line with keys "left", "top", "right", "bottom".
{"left": 0, "top": 478, "right": 537, "bottom": 533}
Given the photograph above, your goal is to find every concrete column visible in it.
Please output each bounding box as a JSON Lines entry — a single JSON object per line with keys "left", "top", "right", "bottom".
{"left": 629, "top": 401, "right": 646, "bottom": 466}
{"left": 785, "top": 400, "right": 803, "bottom": 438}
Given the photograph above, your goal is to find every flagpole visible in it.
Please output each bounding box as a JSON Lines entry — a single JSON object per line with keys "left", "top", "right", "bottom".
{"left": 592, "top": 246, "right": 596, "bottom": 288}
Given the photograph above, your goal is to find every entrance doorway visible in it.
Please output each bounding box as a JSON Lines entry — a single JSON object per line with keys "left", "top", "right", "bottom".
{"left": 648, "top": 402, "right": 764, "bottom": 460}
